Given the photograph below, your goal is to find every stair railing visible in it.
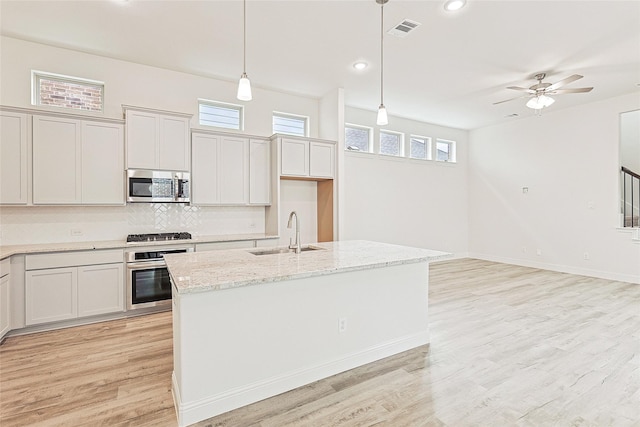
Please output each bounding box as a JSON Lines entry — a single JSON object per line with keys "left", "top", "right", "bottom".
{"left": 622, "top": 166, "right": 640, "bottom": 227}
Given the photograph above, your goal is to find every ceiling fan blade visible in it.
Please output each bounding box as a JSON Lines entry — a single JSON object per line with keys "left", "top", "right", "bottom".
{"left": 493, "top": 94, "right": 529, "bottom": 105}
{"left": 507, "top": 86, "right": 536, "bottom": 93}
{"left": 547, "top": 87, "right": 593, "bottom": 94}
{"left": 545, "top": 74, "right": 583, "bottom": 91}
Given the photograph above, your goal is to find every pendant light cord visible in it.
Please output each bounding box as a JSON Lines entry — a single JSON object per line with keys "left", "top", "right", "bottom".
{"left": 380, "top": 1, "right": 384, "bottom": 105}
{"left": 243, "top": 0, "right": 247, "bottom": 74}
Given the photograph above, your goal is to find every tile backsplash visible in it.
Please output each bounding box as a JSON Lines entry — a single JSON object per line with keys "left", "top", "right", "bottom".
{"left": 0, "top": 204, "right": 265, "bottom": 245}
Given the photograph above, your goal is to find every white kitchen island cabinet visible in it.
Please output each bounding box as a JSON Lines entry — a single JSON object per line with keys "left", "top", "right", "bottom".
{"left": 165, "top": 240, "right": 450, "bottom": 427}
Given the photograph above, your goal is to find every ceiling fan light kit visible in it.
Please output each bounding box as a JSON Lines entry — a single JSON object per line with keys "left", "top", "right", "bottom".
{"left": 237, "top": 0, "right": 252, "bottom": 101}
{"left": 495, "top": 72, "right": 593, "bottom": 111}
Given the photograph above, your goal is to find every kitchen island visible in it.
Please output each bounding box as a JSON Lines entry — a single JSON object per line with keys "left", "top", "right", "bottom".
{"left": 164, "top": 240, "right": 450, "bottom": 426}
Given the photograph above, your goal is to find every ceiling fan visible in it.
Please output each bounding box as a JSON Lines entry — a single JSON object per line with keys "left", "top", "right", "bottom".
{"left": 494, "top": 73, "right": 593, "bottom": 110}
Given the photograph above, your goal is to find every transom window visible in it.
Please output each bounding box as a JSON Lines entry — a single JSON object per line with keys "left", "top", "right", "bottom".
{"left": 380, "top": 130, "right": 403, "bottom": 156}
{"left": 273, "top": 112, "right": 308, "bottom": 137}
{"left": 198, "top": 99, "right": 243, "bottom": 130}
{"left": 345, "top": 124, "right": 373, "bottom": 152}
{"left": 32, "top": 70, "right": 104, "bottom": 112}
{"left": 410, "top": 135, "right": 432, "bottom": 160}
{"left": 436, "top": 139, "right": 456, "bottom": 162}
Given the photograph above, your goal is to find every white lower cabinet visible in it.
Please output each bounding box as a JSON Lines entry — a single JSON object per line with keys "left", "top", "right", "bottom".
{"left": 26, "top": 267, "right": 78, "bottom": 325}
{"left": 25, "top": 250, "right": 124, "bottom": 326}
{"left": 77, "top": 264, "right": 124, "bottom": 317}
{"left": 0, "top": 274, "right": 10, "bottom": 339}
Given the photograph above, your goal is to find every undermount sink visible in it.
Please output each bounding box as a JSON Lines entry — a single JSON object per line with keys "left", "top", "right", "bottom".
{"left": 249, "top": 246, "right": 325, "bottom": 256}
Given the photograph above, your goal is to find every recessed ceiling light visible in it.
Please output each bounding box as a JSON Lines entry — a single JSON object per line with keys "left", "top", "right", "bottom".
{"left": 353, "top": 62, "right": 368, "bottom": 70}
{"left": 444, "top": 0, "right": 466, "bottom": 12}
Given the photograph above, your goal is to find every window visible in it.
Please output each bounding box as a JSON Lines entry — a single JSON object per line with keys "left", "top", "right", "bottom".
{"left": 198, "top": 99, "right": 243, "bottom": 130}
{"left": 380, "top": 130, "right": 403, "bottom": 156}
{"left": 32, "top": 70, "right": 104, "bottom": 112}
{"left": 410, "top": 135, "right": 431, "bottom": 160}
{"left": 273, "top": 112, "right": 308, "bottom": 137}
{"left": 345, "top": 124, "right": 372, "bottom": 152}
{"left": 436, "top": 139, "right": 456, "bottom": 162}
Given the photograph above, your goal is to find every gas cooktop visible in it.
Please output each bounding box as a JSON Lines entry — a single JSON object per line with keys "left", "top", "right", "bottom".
{"left": 126, "top": 232, "right": 192, "bottom": 243}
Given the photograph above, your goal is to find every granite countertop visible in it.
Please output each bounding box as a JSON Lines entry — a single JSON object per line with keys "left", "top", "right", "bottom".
{"left": 165, "top": 240, "right": 451, "bottom": 294}
{"left": 0, "top": 233, "right": 279, "bottom": 259}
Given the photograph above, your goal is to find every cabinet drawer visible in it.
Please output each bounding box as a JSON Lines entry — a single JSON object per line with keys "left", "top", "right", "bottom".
{"left": 26, "top": 249, "right": 123, "bottom": 270}
{"left": 0, "top": 258, "right": 9, "bottom": 278}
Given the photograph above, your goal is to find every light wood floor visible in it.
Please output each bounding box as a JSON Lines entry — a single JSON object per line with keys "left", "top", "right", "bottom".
{"left": 1, "top": 259, "right": 638, "bottom": 426}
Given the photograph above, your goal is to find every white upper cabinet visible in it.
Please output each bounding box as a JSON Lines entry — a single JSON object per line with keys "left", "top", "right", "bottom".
{"left": 281, "top": 138, "right": 309, "bottom": 177}
{"left": 280, "top": 137, "right": 335, "bottom": 179}
{"left": 125, "top": 106, "right": 191, "bottom": 171}
{"left": 249, "top": 139, "right": 271, "bottom": 205}
{"left": 309, "top": 142, "right": 335, "bottom": 179}
{"left": 191, "top": 132, "right": 249, "bottom": 205}
{"left": 0, "top": 111, "right": 28, "bottom": 205}
{"left": 81, "top": 121, "right": 124, "bottom": 204}
{"left": 32, "top": 115, "right": 124, "bottom": 205}
{"left": 33, "top": 115, "right": 82, "bottom": 204}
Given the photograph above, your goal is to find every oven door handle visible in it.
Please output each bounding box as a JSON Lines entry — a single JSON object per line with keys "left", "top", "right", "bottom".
{"left": 126, "top": 261, "right": 167, "bottom": 270}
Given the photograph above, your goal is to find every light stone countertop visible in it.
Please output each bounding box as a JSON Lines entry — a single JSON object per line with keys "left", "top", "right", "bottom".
{"left": 0, "top": 233, "right": 279, "bottom": 259}
{"left": 164, "top": 240, "right": 452, "bottom": 294}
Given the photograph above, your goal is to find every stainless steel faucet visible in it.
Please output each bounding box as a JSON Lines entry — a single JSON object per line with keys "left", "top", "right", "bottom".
{"left": 287, "top": 211, "right": 301, "bottom": 254}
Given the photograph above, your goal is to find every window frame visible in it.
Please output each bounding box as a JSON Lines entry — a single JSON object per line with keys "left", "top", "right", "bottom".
{"left": 345, "top": 123, "right": 374, "bottom": 153}
{"left": 31, "top": 70, "right": 105, "bottom": 112}
{"left": 409, "top": 134, "right": 432, "bottom": 160}
{"left": 379, "top": 129, "right": 404, "bottom": 157}
{"left": 435, "top": 138, "right": 456, "bottom": 163}
{"left": 198, "top": 99, "right": 244, "bottom": 130}
{"left": 272, "top": 111, "right": 309, "bottom": 137}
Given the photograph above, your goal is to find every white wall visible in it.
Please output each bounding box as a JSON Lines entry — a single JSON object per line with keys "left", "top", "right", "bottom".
{"left": 278, "top": 180, "right": 318, "bottom": 247}
{"left": 342, "top": 107, "right": 469, "bottom": 255}
{"left": 0, "top": 37, "right": 320, "bottom": 137}
{"left": 468, "top": 93, "right": 640, "bottom": 283}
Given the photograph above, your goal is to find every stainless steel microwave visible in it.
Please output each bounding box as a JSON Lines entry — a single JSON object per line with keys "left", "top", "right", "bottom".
{"left": 126, "top": 169, "right": 190, "bottom": 203}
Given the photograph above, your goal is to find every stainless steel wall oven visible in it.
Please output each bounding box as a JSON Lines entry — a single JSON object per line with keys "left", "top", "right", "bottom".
{"left": 125, "top": 233, "right": 193, "bottom": 310}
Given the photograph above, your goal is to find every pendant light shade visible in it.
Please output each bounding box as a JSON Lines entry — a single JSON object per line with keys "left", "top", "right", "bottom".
{"left": 377, "top": 104, "right": 388, "bottom": 126}
{"left": 526, "top": 94, "right": 555, "bottom": 110}
{"left": 237, "top": 0, "right": 252, "bottom": 101}
{"left": 376, "top": 0, "right": 389, "bottom": 126}
{"left": 237, "top": 73, "right": 252, "bottom": 101}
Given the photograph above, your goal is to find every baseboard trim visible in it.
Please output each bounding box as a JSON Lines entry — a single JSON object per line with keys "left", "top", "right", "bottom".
{"left": 173, "top": 331, "right": 429, "bottom": 427}
{"left": 468, "top": 253, "right": 640, "bottom": 284}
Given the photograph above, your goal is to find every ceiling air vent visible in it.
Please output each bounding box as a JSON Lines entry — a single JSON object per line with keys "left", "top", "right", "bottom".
{"left": 387, "top": 19, "right": 421, "bottom": 38}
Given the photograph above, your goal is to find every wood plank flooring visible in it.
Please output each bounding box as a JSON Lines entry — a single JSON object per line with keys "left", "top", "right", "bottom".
{"left": 1, "top": 259, "right": 638, "bottom": 426}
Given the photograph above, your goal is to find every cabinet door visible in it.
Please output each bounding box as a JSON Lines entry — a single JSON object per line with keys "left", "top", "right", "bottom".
{"left": 220, "top": 137, "right": 248, "bottom": 204}
{"left": 0, "top": 274, "right": 10, "bottom": 339}
{"left": 249, "top": 139, "right": 271, "bottom": 205}
{"left": 81, "top": 122, "right": 124, "bottom": 204}
{"left": 191, "top": 133, "right": 220, "bottom": 204}
{"left": 0, "top": 112, "right": 28, "bottom": 204}
{"left": 33, "top": 115, "right": 82, "bottom": 204}
{"left": 26, "top": 267, "right": 78, "bottom": 325}
{"left": 78, "top": 263, "right": 124, "bottom": 317}
{"left": 126, "top": 110, "right": 158, "bottom": 169}
{"left": 281, "top": 139, "right": 309, "bottom": 177}
{"left": 159, "top": 116, "right": 190, "bottom": 171}
{"left": 309, "top": 142, "right": 335, "bottom": 178}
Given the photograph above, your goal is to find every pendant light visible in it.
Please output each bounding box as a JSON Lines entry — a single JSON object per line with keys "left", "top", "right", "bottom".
{"left": 237, "top": 0, "right": 252, "bottom": 101}
{"left": 376, "top": 0, "right": 389, "bottom": 126}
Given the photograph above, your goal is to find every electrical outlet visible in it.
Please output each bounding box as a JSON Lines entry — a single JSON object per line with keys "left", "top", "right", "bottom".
{"left": 70, "top": 229, "right": 84, "bottom": 236}
{"left": 522, "top": 246, "right": 527, "bottom": 253}
{"left": 338, "top": 317, "right": 347, "bottom": 333}
{"left": 583, "top": 252, "right": 590, "bottom": 260}
{"left": 536, "top": 249, "right": 542, "bottom": 256}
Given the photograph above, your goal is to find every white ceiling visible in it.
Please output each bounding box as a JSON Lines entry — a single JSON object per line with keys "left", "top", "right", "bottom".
{"left": 1, "top": 0, "right": 639, "bottom": 130}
